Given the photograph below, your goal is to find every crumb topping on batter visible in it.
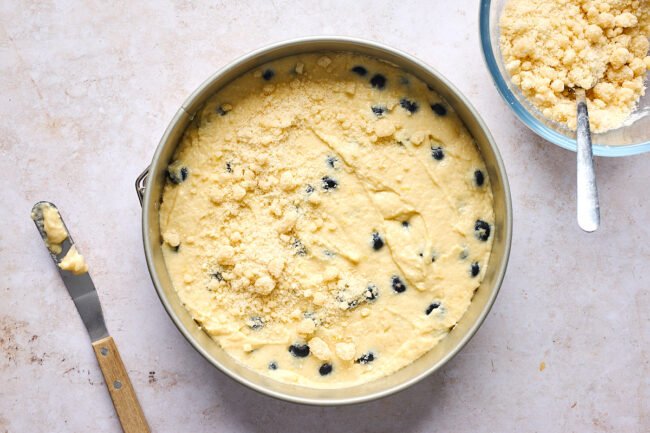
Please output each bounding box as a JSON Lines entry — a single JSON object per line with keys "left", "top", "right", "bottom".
{"left": 160, "top": 52, "right": 495, "bottom": 387}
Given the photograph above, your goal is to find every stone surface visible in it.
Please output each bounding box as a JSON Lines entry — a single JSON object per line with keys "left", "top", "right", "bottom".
{"left": 1, "top": 1, "right": 648, "bottom": 432}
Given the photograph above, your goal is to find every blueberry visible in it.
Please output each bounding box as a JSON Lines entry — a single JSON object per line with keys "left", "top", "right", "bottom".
{"left": 262, "top": 69, "right": 274, "bottom": 81}
{"left": 370, "top": 74, "right": 386, "bottom": 89}
{"left": 400, "top": 98, "right": 419, "bottom": 113}
{"left": 248, "top": 316, "right": 264, "bottom": 330}
{"left": 326, "top": 155, "right": 338, "bottom": 168}
{"left": 431, "top": 146, "right": 444, "bottom": 161}
{"left": 371, "top": 232, "right": 384, "bottom": 250}
{"left": 337, "top": 291, "right": 358, "bottom": 310}
{"left": 430, "top": 103, "right": 447, "bottom": 116}
{"left": 167, "top": 166, "right": 189, "bottom": 184}
{"left": 346, "top": 299, "right": 359, "bottom": 309}
{"left": 319, "top": 363, "right": 333, "bottom": 376}
{"left": 402, "top": 221, "right": 410, "bottom": 228}
{"left": 427, "top": 84, "right": 434, "bottom": 91}
{"left": 365, "top": 284, "right": 379, "bottom": 301}
{"left": 431, "top": 253, "right": 436, "bottom": 263}
{"left": 268, "top": 361, "right": 278, "bottom": 370}
{"left": 351, "top": 66, "right": 368, "bottom": 76}
{"left": 474, "top": 170, "right": 485, "bottom": 187}
{"left": 355, "top": 352, "right": 375, "bottom": 364}
{"left": 391, "top": 275, "right": 406, "bottom": 293}
{"left": 292, "top": 238, "right": 308, "bottom": 256}
{"left": 322, "top": 176, "right": 338, "bottom": 190}
{"left": 371, "top": 105, "right": 386, "bottom": 117}
{"left": 225, "top": 162, "right": 233, "bottom": 173}
{"left": 337, "top": 291, "right": 366, "bottom": 310}
{"left": 471, "top": 262, "right": 480, "bottom": 277}
{"left": 474, "top": 220, "right": 491, "bottom": 241}
{"left": 288, "top": 344, "right": 310, "bottom": 358}
{"left": 215, "top": 105, "right": 228, "bottom": 116}
{"left": 305, "top": 184, "right": 315, "bottom": 194}
{"left": 171, "top": 244, "right": 180, "bottom": 253}
{"left": 211, "top": 271, "right": 223, "bottom": 281}
{"left": 425, "top": 302, "right": 441, "bottom": 315}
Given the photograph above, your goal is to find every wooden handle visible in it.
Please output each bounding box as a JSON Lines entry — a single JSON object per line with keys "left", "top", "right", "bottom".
{"left": 92, "top": 336, "right": 150, "bottom": 433}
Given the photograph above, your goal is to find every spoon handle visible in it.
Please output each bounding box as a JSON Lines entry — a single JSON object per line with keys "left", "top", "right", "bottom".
{"left": 575, "top": 89, "right": 600, "bottom": 232}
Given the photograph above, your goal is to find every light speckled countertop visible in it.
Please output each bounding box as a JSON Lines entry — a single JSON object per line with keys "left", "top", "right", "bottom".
{"left": 1, "top": 1, "right": 649, "bottom": 432}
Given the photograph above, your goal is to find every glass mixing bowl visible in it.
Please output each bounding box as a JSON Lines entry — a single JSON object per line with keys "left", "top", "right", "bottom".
{"left": 479, "top": 0, "right": 650, "bottom": 157}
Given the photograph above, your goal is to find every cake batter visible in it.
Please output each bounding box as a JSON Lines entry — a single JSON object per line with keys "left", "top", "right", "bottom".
{"left": 160, "top": 52, "right": 495, "bottom": 387}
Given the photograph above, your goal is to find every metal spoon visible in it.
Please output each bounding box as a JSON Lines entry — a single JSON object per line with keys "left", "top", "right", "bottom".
{"left": 575, "top": 88, "right": 600, "bottom": 232}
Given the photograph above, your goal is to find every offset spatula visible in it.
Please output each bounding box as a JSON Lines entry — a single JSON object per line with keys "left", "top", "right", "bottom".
{"left": 31, "top": 201, "right": 150, "bottom": 433}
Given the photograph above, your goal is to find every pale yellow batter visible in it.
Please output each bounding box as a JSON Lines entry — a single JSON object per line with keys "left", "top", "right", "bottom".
{"left": 59, "top": 246, "right": 88, "bottom": 275}
{"left": 160, "top": 52, "right": 495, "bottom": 387}
{"left": 38, "top": 204, "right": 67, "bottom": 254}
{"left": 500, "top": 0, "right": 650, "bottom": 132}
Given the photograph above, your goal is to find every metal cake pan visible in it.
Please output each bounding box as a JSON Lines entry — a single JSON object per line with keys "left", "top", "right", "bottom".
{"left": 136, "top": 36, "right": 512, "bottom": 405}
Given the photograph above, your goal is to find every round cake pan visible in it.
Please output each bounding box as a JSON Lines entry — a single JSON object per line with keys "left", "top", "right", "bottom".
{"left": 136, "top": 36, "right": 513, "bottom": 405}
